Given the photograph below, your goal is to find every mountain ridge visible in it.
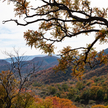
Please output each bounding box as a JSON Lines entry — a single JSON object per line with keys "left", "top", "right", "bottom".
{"left": 0, "top": 48, "right": 108, "bottom": 84}
{"left": 0, "top": 55, "right": 59, "bottom": 73}
{"left": 30, "top": 48, "right": 108, "bottom": 84}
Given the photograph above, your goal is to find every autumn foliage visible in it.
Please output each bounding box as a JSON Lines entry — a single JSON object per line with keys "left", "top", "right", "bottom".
{"left": 91, "top": 105, "right": 108, "bottom": 108}
{"left": 33, "top": 96, "right": 77, "bottom": 108}
{"left": 2, "top": 0, "right": 108, "bottom": 107}
{"left": 0, "top": 70, "right": 78, "bottom": 108}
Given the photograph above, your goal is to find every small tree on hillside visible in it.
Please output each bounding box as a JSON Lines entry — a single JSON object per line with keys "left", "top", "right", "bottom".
{"left": 2, "top": 0, "right": 108, "bottom": 76}
{"left": 0, "top": 48, "right": 41, "bottom": 108}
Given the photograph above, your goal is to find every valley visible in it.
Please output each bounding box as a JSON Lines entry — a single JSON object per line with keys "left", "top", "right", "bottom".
{"left": 0, "top": 48, "right": 108, "bottom": 108}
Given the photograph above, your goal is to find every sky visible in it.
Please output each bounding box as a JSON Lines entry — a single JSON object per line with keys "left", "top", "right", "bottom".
{"left": 0, "top": 0, "right": 108, "bottom": 59}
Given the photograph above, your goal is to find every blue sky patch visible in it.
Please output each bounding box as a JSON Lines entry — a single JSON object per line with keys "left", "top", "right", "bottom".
{"left": 0, "top": 27, "right": 12, "bottom": 34}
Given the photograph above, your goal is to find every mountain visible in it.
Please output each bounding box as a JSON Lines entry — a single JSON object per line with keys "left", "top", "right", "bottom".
{"left": 30, "top": 60, "right": 108, "bottom": 84}
{"left": 5, "top": 55, "right": 46, "bottom": 63}
{"left": 30, "top": 67, "right": 73, "bottom": 84}
{"left": 5, "top": 54, "right": 60, "bottom": 63}
{"left": 104, "top": 48, "right": 108, "bottom": 54}
{"left": 0, "top": 56, "right": 59, "bottom": 73}
{"left": 0, "top": 60, "right": 9, "bottom": 66}
{"left": 0, "top": 60, "right": 10, "bottom": 71}
{"left": 30, "top": 48, "right": 108, "bottom": 84}
{"left": 31, "top": 55, "right": 59, "bottom": 65}
{"left": 43, "top": 56, "right": 59, "bottom": 64}
{"left": 83, "top": 64, "right": 108, "bottom": 80}
{"left": 0, "top": 48, "right": 108, "bottom": 84}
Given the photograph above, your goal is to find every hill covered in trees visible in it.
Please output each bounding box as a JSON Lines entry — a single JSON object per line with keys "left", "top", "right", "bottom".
{"left": 30, "top": 63, "right": 108, "bottom": 108}
{"left": 0, "top": 48, "right": 108, "bottom": 84}
{"left": 0, "top": 55, "right": 59, "bottom": 73}
{"left": 30, "top": 60, "right": 108, "bottom": 84}
{"left": 29, "top": 48, "right": 108, "bottom": 84}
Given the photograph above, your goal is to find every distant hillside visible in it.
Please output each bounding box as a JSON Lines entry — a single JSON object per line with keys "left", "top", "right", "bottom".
{"left": 5, "top": 55, "right": 46, "bottom": 63}
{"left": 0, "top": 48, "right": 108, "bottom": 83}
{"left": 0, "top": 60, "right": 9, "bottom": 66}
{"left": 30, "top": 67, "right": 73, "bottom": 84}
{"left": 5, "top": 54, "right": 59, "bottom": 63}
{"left": 0, "top": 60, "right": 10, "bottom": 71}
{"left": 30, "top": 56, "right": 58, "bottom": 69}
{"left": 83, "top": 64, "right": 108, "bottom": 80}
{"left": 30, "top": 62, "right": 108, "bottom": 84}
{"left": 30, "top": 48, "right": 108, "bottom": 84}
{"left": 104, "top": 48, "right": 108, "bottom": 54}
{"left": 0, "top": 56, "right": 59, "bottom": 73}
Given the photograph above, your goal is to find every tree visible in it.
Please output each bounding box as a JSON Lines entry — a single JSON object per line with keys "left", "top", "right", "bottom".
{"left": 0, "top": 48, "right": 41, "bottom": 108}
{"left": 90, "top": 86, "right": 105, "bottom": 101}
{"left": 33, "top": 96, "right": 77, "bottom": 108}
{"left": 2, "top": 0, "right": 108, "bottom": 76}
{"left": 0, "top": 70, "right": 18, "bottom": 108}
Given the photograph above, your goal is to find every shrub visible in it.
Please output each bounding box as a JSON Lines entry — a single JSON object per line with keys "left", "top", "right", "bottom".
{"left": 48, "top": 86, "right": 57, "bottom": 95}
{"left": 80, "top": 88, "right": 90, "bottom": 103}
{"left": 32, "top": 81, "right": 42, "bottom": 87}
{"left": 76, "top": 81, "right": 84, "bottom": 90}
{"left": 33, "top": 96, "right": 77, "bottom": 108}
{"left": 91, "top": 104, "right": 107, "bottom": 108}
{"left": 67, "top": 88, "right": 79, "bottom": 100}
{"left": 90, "top": 86, "right": 105, "bottom": 100}
{"left": 61, "top": 83, "right": 68, "bottom": 91}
